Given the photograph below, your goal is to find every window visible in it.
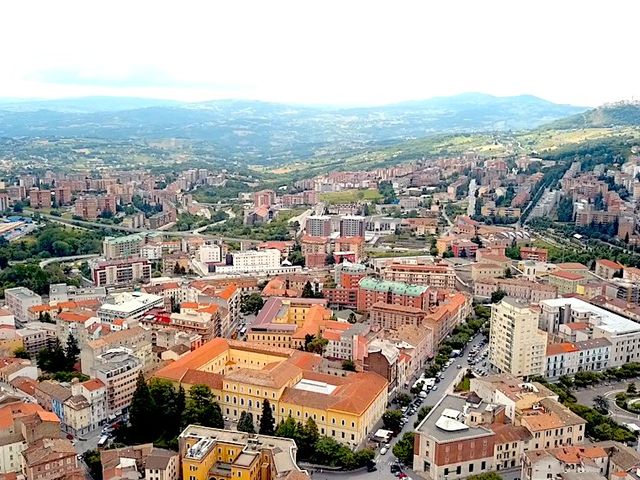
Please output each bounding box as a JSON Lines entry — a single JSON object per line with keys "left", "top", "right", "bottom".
{"left": 456, "top": 466, "right": 461, "bottom": 475}
{"left": 469, "top": 464, "right": 474, "bottom": 473}
{"left": 481, "top": 461, "right": 486, "bottom": 470}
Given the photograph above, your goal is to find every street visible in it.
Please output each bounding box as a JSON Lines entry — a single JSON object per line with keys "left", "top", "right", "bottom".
{"left": 314, "top": 334, "right": 489, "bottom": 480}
{"left": 573, "top": 380, "right": 640, "bottom": 426}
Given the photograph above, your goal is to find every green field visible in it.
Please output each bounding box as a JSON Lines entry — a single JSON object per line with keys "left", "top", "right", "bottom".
{"left": 319, "top": 189, "right": 382, "bottom": 204}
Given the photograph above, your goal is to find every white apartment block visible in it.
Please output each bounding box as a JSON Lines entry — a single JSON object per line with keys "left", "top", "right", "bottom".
{"left": 489, "top": 298, "right": 547, "bottom": 378}
{"left": 198, "top": 244, "right": 224, "bottom": 264}
{"left": 97, "top": 291, "right": 164, "bottom": 323}
{"left": 216, "top": 249, "right": 281, "bottom": 274}
{"left": 540, "top": 297, "right": 640, "bottom": 367}
{"left": 4, "top": 287, "right": 42, "bottom": 327}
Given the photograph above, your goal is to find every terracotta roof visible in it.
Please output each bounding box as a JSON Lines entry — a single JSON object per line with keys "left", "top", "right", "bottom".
{"left": 551, "top": 270, "right": 584, "bottom": 281}
{"left": 181, "top": 302, "right": 199, "bottom": 309}
{"left": 0, "top": 308, "right": 13, "bottom": 317}
{"left": 551, "top": 445, "right": 607, "bottom": 464}
{"left": 81, "top": 378, "right": 105, "bottom": 391}
{"left": 10, "top": 376, "right": 37, "bottom": 396}
{"left": 546, "top": 342, "right": 579, "bottom": 355}
{"left": 597, "top": 259, "right": 623, "bottom": 270}
{"left": 301, "top": 235, "right": 329, "bottom": 244}
{"left": 180, "top": 369, "right": 224, "bottom": 390}
{"left": 217, "top": 284, "right": 238, "bottom": 301}
{"left": 28, "top": 304, "right": 54, "bottom": 313}
{"left": 58, "top": 311, "right": 93, "bottom": 323}
{"left": 226, "top": 361, "right": 301, "bottom": 389}
{"left": 491, "top": 423, "right": 532, "bottom": 443}
{"left": 555, "top": 262, "right": 588, "bottom": 270}
{"left": 0, "top": 402, "right": 51, "bottom": 429}
{"left": 563, "top": 322, "right": 589, "bottom": 331}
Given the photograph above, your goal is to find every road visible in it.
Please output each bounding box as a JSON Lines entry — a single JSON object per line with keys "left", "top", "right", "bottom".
{"left": 573, "top": 380, "right": 640, "bottom": 425}
{"left": 24, "top": 210, "right": 263, "bottom": 245}
{"left": 38, "top": 254, "right": 99, "bottom": 268}
{"left": 313, "top": 335, "right": 489, "bottom": 480}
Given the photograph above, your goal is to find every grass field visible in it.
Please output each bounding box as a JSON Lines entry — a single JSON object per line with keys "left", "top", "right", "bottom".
{"left": 319, "top": 189, "right": 382, "bottom": 204}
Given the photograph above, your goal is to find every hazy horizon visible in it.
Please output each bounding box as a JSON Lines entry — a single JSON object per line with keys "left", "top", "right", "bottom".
{"left": 3, "top": 1, "right": 640, "bottom": 107}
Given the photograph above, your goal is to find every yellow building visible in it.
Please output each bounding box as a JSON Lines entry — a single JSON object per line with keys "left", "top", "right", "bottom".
{"left": 155, "top": 339, "right": 388, "bottom": 449}
{"left": 179, "top": 425, "right": 309, "bottom": 480}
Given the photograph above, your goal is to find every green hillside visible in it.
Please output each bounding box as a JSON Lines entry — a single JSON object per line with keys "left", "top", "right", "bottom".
{"left": 546, "top": 102, "right": 640, "bottom": 129}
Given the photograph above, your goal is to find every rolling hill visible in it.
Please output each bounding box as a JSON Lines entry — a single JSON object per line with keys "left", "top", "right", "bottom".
{"left": 545, "top": 102, "right": 640, "bottom": 129}
{"left": 0, "top": 93, "right": 586, "bottom": 165}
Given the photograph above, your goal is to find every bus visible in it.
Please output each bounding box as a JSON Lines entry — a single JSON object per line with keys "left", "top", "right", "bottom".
{"left": 97, "top": 435, "right": 109, "bottom": 449}
{"left": 239, "top": 326, "right": 247, "bottom": 336}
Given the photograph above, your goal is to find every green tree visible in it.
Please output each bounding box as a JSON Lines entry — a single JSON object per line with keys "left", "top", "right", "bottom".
{"left": 129, "top": 373, "right": 155, "bottom": 443}
{"left": 467, "top": 473, "right": 504, "bottom": 480}
{"left": 241, "top": 293, "right": 264, "bottom": 315}
{"left": 183, "top": 385, "right": 224, "bottom": 428}
{"left": 382, "top": 409, "right": 403, "bottom": 432}
{"left": 593, "top": 395, "right": 609, "bottom": 414}
{"left": 238, "top": 411, "right": 256, "bottom": 433}
{"left": 295, "top": 418, "right": 319, "bottom": 459}
{"left": 259, "top": 399, "right": 275, "bottom": 435}
{"left": 13, "top": 346, "right": 30, "bottom": 359}
{"left": 392, "top": 432, "right": 415, "bottom": 466}
{"left": 396, "top": 393, "right": 412, "bottom": 407}
{"left": 83, "top": 449, "right": 103, "bottom": 480}
{"left": 628, "top": 382, "right": 637, "bottom": 395}
{"left": 490, "top": 289, "right": 507, "bottom": 304}
{"left": 325, "top": 253, "right": 336, "bottom": 265}
{"left": 314, "top": 437, "right": 343, "bottom": 466}
{"left": 275, "top": 416, "right": 298, "bottom": 438}
{"left": 287, "top": 246, "right": 305, "bottom": 267}
{"left": 65, "top": 334, "right": 80, "bottom": 370}
{"left": 37, "top": 338, "right": 67, "bottom": 373}
{"left": 342, "top": 359, "right": 356, "bottom": 372}
{"left": 347, "top": 312, "right": 357, "bottom": 324}
{"left": 305, "top": 335, "right": 328, "bottom": 354}
{"left": 301, "top": 281, "right": 315, "bottom": 298}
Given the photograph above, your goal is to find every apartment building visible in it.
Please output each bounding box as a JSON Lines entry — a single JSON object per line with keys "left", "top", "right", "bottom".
{"left": 93, "top": 350, "right": 142, "bottom": 415}
{"left": 101, "top": 445, "right": 179, "bottom": 480}
{"left": 179, "top": 426, "right": 309, "bottom": 480}
{"left": 548, "top": 270, "right": 584, "bottom": 295}
{"left": 356, "top": 278, "right": 431, "bottom": 312}
{"left": 489, "top": 298, "right": 548, "bottom": 378}
{"left": 540, "top": 297, "right": 640, "bottom": 367}
{"left": 471, "top": 263, "right": 506, "bottom": 282}
{"left": 155, "top": 339, "right": 388, "bottom": 449}
{"left": 48, "top": 283, "right": 107, "bottom": 304}
{"left": 102, "top": 234, "right": 146, "bottom": 260}
{"left": 518, "top": 398, "right": 586, "bottom": 450}
{"left": 91, "top": 257, "right": 152, "bottom": 287}
{"left": 424, "top": 293, "right": 471, "bottom": 346}
{"left": 382, "top": 263, "right": 456, "bottom": 289}
{"left": 413, "top": 394, "right": 497, "bottom": 480}
{"left": 300, "top": 235, "right": 329, "bottom": 268}
{"left": 22, "top": 438, "right": 80, "bottom": 480}
{"left": 339, "top": 215, "right": 365, "bottom": 238}
{"left": 4, "top": 287, "right": 42, "bottom": 327}
{"left": 473, "top": 278, "right": 557, "bottom": 303}
{"left": 369, "top": 302, "right": 427, "bottom": 329}
{"left": 216, "top": 249, "right": 281, "bottom": 274}
{"left": 81, "top": 326, "right": 152, "bottom": 376}
{"left": 520, "top": 247, "right": 549, "bottom": 263}
{"left": 305, "top": 215, "right": 332, "bottom": 237}
{"left": 17, "top": 322, "right": 57, "bottom": 356}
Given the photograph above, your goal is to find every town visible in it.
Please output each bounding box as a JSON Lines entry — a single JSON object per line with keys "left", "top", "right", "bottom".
{"left": 0, "top": 130, "right": 639, "bottom": 480}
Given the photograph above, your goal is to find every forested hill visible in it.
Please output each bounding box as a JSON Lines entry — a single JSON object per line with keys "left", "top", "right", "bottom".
{"left": 546, "top": 102, "right": 640, "bottom": 129}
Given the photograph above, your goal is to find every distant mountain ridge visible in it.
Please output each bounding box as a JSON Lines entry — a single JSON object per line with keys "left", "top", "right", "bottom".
{"left": 0, "top": 93, "right": 587, "bottom": 164}
{"left": 545, "top": 101, "right": 640, "bottom": 129}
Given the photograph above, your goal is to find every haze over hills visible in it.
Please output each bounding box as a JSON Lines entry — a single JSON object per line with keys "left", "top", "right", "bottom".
{"left": 0, "top": 93, "right": 586, "bottom": 164}
{"left": 545, "top": 102, "right": 640, "bottom": 130}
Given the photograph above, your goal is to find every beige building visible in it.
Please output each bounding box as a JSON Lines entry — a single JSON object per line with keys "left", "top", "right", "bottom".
{"left": 473, "top": 278, "right": 557, "bottom": 304}
{"left": 489, "top": 298, "right": 547, "bottom": 378}
{"left": 381, "top": 263, "right": 456, "bottom": 289}
{"left": 92, "top": 351, "right": 142, "bottom": 415}
{"left": 471, "top": 263, "right": 505, "bottom": 282}
{"left": 103, "top": 234, "right": 146, "bottom": 260}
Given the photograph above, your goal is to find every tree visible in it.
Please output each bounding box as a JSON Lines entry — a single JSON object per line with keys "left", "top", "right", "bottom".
{"left": 238, "top": 411, "right": 256, "bottom": 433}
{"left": 183, "top": 385, "right": 224, "bottom": 428}
{"left": 325, "top": 253, "right": 336, "bottom": 265}
{"left": 287, "top": 246, "right": 305, "bottom": 267}
{"left": 396, "top": 393, "right": 412, "bottom": 407}
{"left": 83, "top": 449, "right": 103, "bottom": 480}
{"left": 37, "top": 338, "right": 67, "bottom": 373}
{"left": 467, "top": 474, "right": 503, "bottom": 480}
{"left": 129, "top": 373, "right": 155, "bottom": 443}
{"left": 504, "top": 268, "right": 513, "bottom": 278}
{"left": 170, "top": 296, "right": 180, "bottom": 313}
{"left": 295, "top": 418, "right": 319, "bottom": 459}
{"left": 305, "top": 335, "right": 328, "bottom": 354}
{"left": 301, "top": 281, "right": 315, "bottom": 298}
{"left": 13, "top": 346, "right": 29, "bottom": 359}
{"left": 414, "top": 405, "right": 433, "bottom": 427}
{"left": 347, "top": 312, "right": 357, "bottom": 324}
{"left": 275, "top": 416, "right": 298, "bottom": 438}
{"left": 392, "top": 432, "right": 415, "bottom": 466}
{"left": 490, "top": 289, "right": 507, "bottom": 304}
{"left": 628, "top": 382, "right": 637, "bottom": 395}
{"left": 382, "top": 409, "right": 403, "bottom": 432}
{"left": 342, "top": 359, "right": 356, "bottom": 372}
{"left": 593, "top": 395, "right": 610, "bottom": 414}
{"left": 259, "top": 399, "right": 275, "bottom": 435}
{"left": 65, "top": 334, "right": 80, "bottom": 370}
{"left": 241, "top": 293, "right": 264, "bottom": 315}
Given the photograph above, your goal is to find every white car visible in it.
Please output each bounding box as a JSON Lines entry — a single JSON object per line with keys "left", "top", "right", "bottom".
{"left": 380, "top": 447, "right": 388, "bottom": 455}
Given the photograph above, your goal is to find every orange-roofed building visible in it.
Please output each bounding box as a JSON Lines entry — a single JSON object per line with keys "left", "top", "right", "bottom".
{"left": 154, "top": 337, "right": 387, "bottom": 449}
{"left": 545, "top": 342, "right": 579, "bottom": 379}
{"left": 549, "top": 270, "right": 585, "bottom": 295}
{"left": 595, "top": 258, "right": 623, "bottom": 279}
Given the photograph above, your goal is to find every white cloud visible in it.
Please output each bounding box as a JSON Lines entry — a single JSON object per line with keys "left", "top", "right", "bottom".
{"left": 1, "top": 0, "right": 638, "bottom": 106}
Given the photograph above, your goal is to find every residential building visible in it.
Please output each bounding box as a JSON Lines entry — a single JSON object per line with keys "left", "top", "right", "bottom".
{"left": 300, "top": 236, "right": 329, "bottom": 268}
{"left": 198, "top": 243, "right": 224, "bottom": 264}
{"left": 574, "top": 338, "right": 611, "bottom": 373}
{"left": 102, "top": 234, "right": 146, "bottom": 260}
{"left": 48, "top": 284, "right": 107, "bottom": 305}
{"left": 34, "top": 381, "right": 71, "bottom": 428}
{"left": 549, "top": 270, "right": 584, "bottom": 295}
{"left": 28, "top": 188, "right": 52, "bottom": 209}
{"left": 81, "top": 326, "right": 152, "bottom": 376}
{"left": 594, "top": 259, "right": 623, "bottom": 279}
{"left": 92, "top": 350, "right": 142, "bottom": 415}
{"left": 22, "top": 438, "right": 80, "bottom": 480}
{"left": 356, "top": 278, "right": 431, "bottom": 312}
{"left": 424, "top": 293, "right": 471, "bottom": 346}
{"left": 179, "top": 426, "right": 309, "bottom": 480}
{"left": 519, "top": 398, "right": 586, "bottom": 449}
{"left": 4, "top": 288, "right": 42, "bottom": 327}
{"left": 101, "top": 445, "right": 179, "bottom": 480}
{"left": 545, "top": 343, "right": 580, "bottom": 379}
{"left": 339, "top": 215, "right": 365, "bottom": 238}
{"left": 473, "top": 278, "right": 557, "bottom": 303}
{"left": 334, "top": 236, "right": 365, "bottom": 263}
{"left": 252, "top": 189, "right": 276, "bottom": 208}
{"left": 91, "top": 257, "right": 152, "bottom": 287}
{"left": 218, "top": 249, "right": 281, "bottom": 274}
{"left": 305, "top": 215, "right": 332, "bottom": 237}
{"left": 364, "top": 339, "right": 400, "bottom": 392}
{"left": 413, "top": 394, "right": 497, "bottom": 480}
{"left": 520, "top": 247, "right": 549, "bottom": 263}
{"left": 369, "top": 302, "right": 427, "bottom": 329}
{"left": 540, "top": 297, "right": 640, "bottom": 367}
{"left": 489, "top": 298, "right": 548, "bottom": 378}
{"left": 382, "top": 263, "right": 456, "bottom": 289}
{"left": 154, "top": 339, "right": 388, "bottom": 448}
{"left": 16, "top": 323, "right": 57, "bottom": 356}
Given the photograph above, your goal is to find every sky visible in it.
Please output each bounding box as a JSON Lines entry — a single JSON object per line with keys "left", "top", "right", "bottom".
{"left": 2, "top": 1, "right": 639, "bottom": 107}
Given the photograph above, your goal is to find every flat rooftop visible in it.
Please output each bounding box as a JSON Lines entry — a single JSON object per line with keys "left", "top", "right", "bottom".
{"left": 293, "top": 378, "right": 337, "bottom": 395}
{"left": 416, "top": 394, "right": 494, "bottom": 443}
{"left": 541, "top": 297, "right": 640, "bottom": 335}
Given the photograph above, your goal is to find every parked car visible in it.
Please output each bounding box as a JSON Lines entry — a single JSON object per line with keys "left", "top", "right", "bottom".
{"left": 380, "top": 447, "right": 388, "bottom": 455}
